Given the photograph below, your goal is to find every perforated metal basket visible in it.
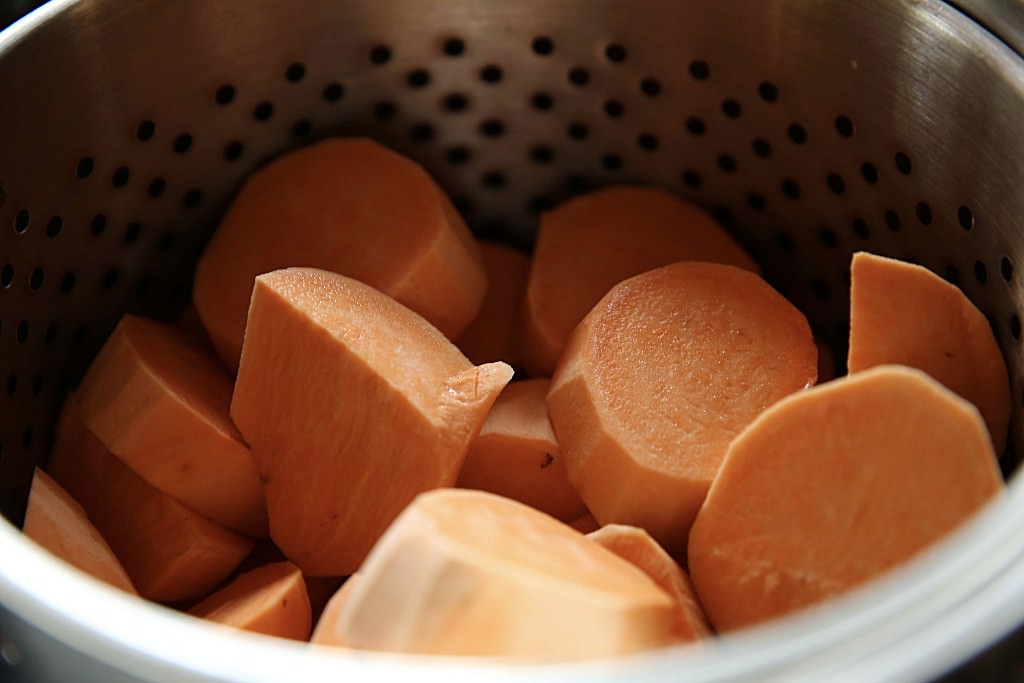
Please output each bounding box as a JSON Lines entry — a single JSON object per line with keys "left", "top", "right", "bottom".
{"left": 1, "top": 0, "right": 1024, "bottom": 680}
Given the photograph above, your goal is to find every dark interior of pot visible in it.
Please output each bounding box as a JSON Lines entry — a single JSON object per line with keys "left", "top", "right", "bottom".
{"left": 1, "top": 0, "right": 1023, "bottom": 529}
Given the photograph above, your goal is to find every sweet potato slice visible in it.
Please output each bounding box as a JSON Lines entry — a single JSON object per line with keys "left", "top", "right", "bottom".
{"left": 456, "top": 241, "right": 531, "bottom": 366}
{"left": 519, "top": 185, "right": 759, "bottom": 376}
{"left": 458, "top": 378, "right": 586, "bottom": 521}
{"left": 310, "top": 574, "right": 361, "bottom": 648}
{"left": 193, "top": 137, "right": 485, "bottom": 371}
{"left": 76, "top": 315, "right": 265, "bottom": 537}
{"left": 330, "top": 489, "right": 676, "bottom": 658}
{"left": 188, "top": 561, "right": 311, "bottom": 641}
{"left": 548, "top": 262, "right": 816, "bottom": 554}
{"left": 688, "top": 365, "right": 1003, "bottom": 633}
{"left": 231, "top": 268, "right": 513, "bottom": 576}
{"left": 848, "top": 251, "right": 1011, "bottom": 452}
{"left": 23, "top": 468, "right": 136, "bottom": 595}
{"left": 587, "top": 524, "right": 711, "bottom": 641}
{"left": 48, "top": 397, "right": 253, "bottom": 603}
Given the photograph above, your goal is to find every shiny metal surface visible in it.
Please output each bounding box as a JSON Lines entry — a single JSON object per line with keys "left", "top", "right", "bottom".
{"left": 1, "top": 0, "right": 1024, "bottom": 680}
{"left": 949, "top": 0, "right": 1024, "bottom": 57}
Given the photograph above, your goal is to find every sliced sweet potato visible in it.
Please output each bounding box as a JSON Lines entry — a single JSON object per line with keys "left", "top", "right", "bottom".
{"left": 458, "top": 378, "right": 586, "bottom": 521}
{"left": 23, "top": 468, "right": 136, "bottom": 595}
{"left": 848, "top": 251, "right": 1010, "bottom": 452}
{"left": 519, "top": 185, "right": 759, "bottom": 376}
{"left": 456, "top": 241, "right": 531, "bottom": 366}
{"left": 193, "top": 137, "right": 485, "bottom": 371}
{"left": 688, "top": 365, "right": 1004, "bottom": 633}
{"left": 48, "top": 396, "right": 253, "bottom": 603}
{"left": 188, "top": 561, "right": 311, "bottom": 641}
{"left": 330, "top": 489, "right": 676, "bottom": 658}
{"left": 587, "top": 524, "right": 711, "bottom": 641}
{"left": 76, "top": 315, "right": 265, "bottom": 537}
{"left": 548, "top": 262, "right": 816, "bottom": 554}
{"left": 310, "top": 574, "right": 361, "bottom": 648}
{"left": 231, "top": 268, "right": 513, "bottom": 576}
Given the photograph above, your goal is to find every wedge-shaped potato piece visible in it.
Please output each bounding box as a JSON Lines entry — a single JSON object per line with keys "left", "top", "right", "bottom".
{"left": 588, "top": 524, "right": 711, "bottom": 641}
{"left": 848, "top": 251, "right": 1010, "bottom": 452}
{"left": 689, "top": 366, "right": 1003, "bottom": 632}
{"left": 24, "top": 468, "right": 136, "bottom": 595}
{"left": 77, "top": 315, "right": 265, "bottom": 537}
{"left": 231, "top": 268, "right": 513, "bottom": 576}
{"left": 194, "top": 137, "right": 486, "bottom": 370}
{"left": 189, "top": 561, "right": 311, "bottom": 641}
{"left": 520, "top": 185, "right": 759, "bottom": 376}
{"left": 548, "top": 262, "right": 816, "bottom": 554}
{"left": 48, "top": 397, "right": 253, "bottom": 602}
{"left": 328, "top": 489, "right": 676, "bottom": 658}
{"left": 458, "top": 378, "right": 586, "bottom": 522}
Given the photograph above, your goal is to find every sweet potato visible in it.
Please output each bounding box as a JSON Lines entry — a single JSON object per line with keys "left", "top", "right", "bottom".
{"left": 188, "top": 561, "right": 311, "bottom": 641}
{"left": 456, "top": 241, "right": 531, "bottom": 366}
{"left": 310, "top": 574, "right": 361, "bottom": 648}
{"left": 48, "top": 396, "right": 253, "bottom": 603}
{"left": 76, "top": 315, "right": 265, "bottom": 537}
{"left": 23, "top": 468, "right": 136, "bottom": 595}
{"left": 329, "top": 489, "right": 676, "bottom": 658}
{"left": 548, "top": 261, "right": 816, "bottom": 554}
{"left": 193, "top": 137, "right": 486, "bottom": 371}
{"left": 688, "top": 365, "right": 1003, "bottom": 632}
{"left": 231, "top": 267, "right": 513, "bottom": 576}
{"left": 568, "top": 513, "right": 600, "bottom": 534}
{"left": 519, "top": 185, "right": 759, "bottom": 376}
{"left": 848, "top": 251, "right": 1011, "bottom": 452}
{"left": 458, "top": 378, "right": 586, "bottom": 521}
{"left": 587, "top": 524, "right": 711, "bottom": 641}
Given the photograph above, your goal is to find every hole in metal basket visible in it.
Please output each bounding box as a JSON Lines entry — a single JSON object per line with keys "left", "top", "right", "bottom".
{"left": 44, "top": 323, "right": 57, "bottom": 345}
{"left": 852, "top": 218, "right": 870, "bottom": 239}
{"left": 605, "top": 43, "right": 627, "bottom": 63}
{"left": 1012, "top": 315, "right": 1022, "bottom": 341}
{"left": 531, "top": 92, "right": 554, "bottom": 111}
{"left": 885, "top": 209, "right": 902, "bottom": 232}
{"left": 173, "top": 133, "right": 193, "bottom": 154}
{"left": 323, "top": 83, "right": 344, "bottom": 101}
{"left": 781, "top": 178, "right": 801, "bottom": 199}
{"left": 16, "top": 321, "right": 28, "bottom": 344}
{"left": 285, "top": 62, "right": 306, "bottom": 83}
{"left": 111, "top": 166, "right": 131, "bottom": 188}
{"left": 481, "top": 170, "right": 507, "bottom": 189}
{"left": 640, "top": 77, "right": 661, "bottom": 97}
{"left": 861, "top": 162, "right": 879, "bottom": 184}
{"left": 529, "top": 145, "right": 554, "bottom": 164}
{"left": 253, "top": 101, "right": 274, "bottom": 121}
{"left": 214, "top": 84, "right": 235, "bottom": 106}
{"left": 445, "top": 145, "right": 471, "bottom": 165}
{"left": 690, "top": 60, "right": 711, "bottom": 81}
{"left": 223, "top": 141, "right": 245, "bottom": 161}
{"left": 601, "top": 153, "right": 623, "bottom": 171}
{"left": 182, "top": 188, "right": 204, "bottom": 209}
{"left": 637, "top": 133, "right": 659, "bottom": 151}
{"left": 775, "top": 231, "right": 796, "bottom": 251}
{"left": 959, "top": 205, "right": 975, "bottom": 231}
{"left": 752, "top": 138, "right": 772, "bottom": 158}
{"left": 292, "top": 119, "right": 313, "bottom": 138}
{"left": 835, "top": 115, "right": 855, "bottom": 137}
{"left": 722, "top": 98, "right": 742, "bottom": 118}
{"left": 45, "top": 216, "right": 61, "bottom": 238}
{"left": 480, "top": 64, "right": 503, "bottom": 84}
{"left": 1, "top": 264, "right": 13, "bottom": 288}
{"left": 444, "top": 36, "right": 466, "bottom": 57}
{"left": 122, "top": 222, "right": 142, "bottom": 245}
{"left": 443, "top": 93, "right": 469, "bottom": 112}
{"left": 894, "top": 152, "right": 912, "bottom": 175}
{"left": 135, "top": 120, "right": 156, "bottom": 142}
{"left": 747, "top": 192, "right": 767, "bottom": 211}
{"left": 147, "top": 178, "right": 166, "bottom": 198}
{"left": 826, "top": 173, "right": 846, "bottom": 194}
{"left": 28, "top": 268, "right": 43, "bottom": 290}
{"left": 75, "top": 156, "right": 94, "bottom": 179}
{"left": 787, "top": 123, "right": 808, "bottom": 144}
{"left": 13, "top": 209, "right": 29, "bottom": 234}
{"left": 758, "top": 80, "right": 778, "bottom": 101}
{"left": 6, "top": 374, "right": 17, "bottom": 398}
{"left": 100, "top": 268, "right": 120, "bottom": 291}
{"left": 568, "top": 67, "right": 589, "bottom": 87}
{"left": 90, "top": 214, "right": 107, "bottom": 236}
{"left": 915, "top": 201, "right": 933, "bottom": 225}
{"left": 369, "top": 45, "right": 392, "bottom": 65}
{"left": 531, "top": 36, "right": 553, "bottom": 56}
{"left": 31, "top": 374, "right": 43, "bottom": 397}
{"left": 373, "top": 101, "right": 397, "bottom": 120}
{"left": 717, "top": 154, "right": 737, "bottom": 173}
{"left": 479, "top": 119, "right": 505, "bottom": 137}
{"left": 603, "top": 99, "right": 625, "bottom": 118}
{"left": 975, "top": 260, "right": 988, "bottom": 285}
{"left": 407, "top": 69, "right": 431, "bottom": 88}
{"left": 567, "top": 122, "right": 589, "bottom": 140}
{"left": 686, "top": 116, "right": 706, "bottom": 136}
{"left": 410, "top": 123, "right": 436, "bottom": 142}
{"left": 1002, "top": 257, "right": 1014, "bottom": 282}
{"left": 681, "top": 169, "right": 702, "bottom": 189}
{"left": 58, "top": 272, "right": 75, "bottom": 294}
{"left": 819, "top": 227, "right": 839, "bottom": 248}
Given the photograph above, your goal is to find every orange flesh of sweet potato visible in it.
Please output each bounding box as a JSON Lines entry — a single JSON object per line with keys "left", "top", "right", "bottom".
{"left": 193, "top": 137, "right": 486, "bottom": 371}
{"left": 76, "top": 315, "right": 265, "bottom": 537}
{"left": 458, "top": 378, "right": 587, "bottom": 522}
{"left": 688, "top": 365, "right": 1004, "bottom": 633}
{"left": 587, "top": 524, "right": 711, "bottom": 641}
{"left": 519, "top": 185, "right": 759, "bottom": 376}
{"left": 23, "top": 468, "right": 137, "bottom": 595}
{"left": 231, "top": 267, "right": 513, "bottom": 576}
{"left": 848, "top": 251, "right": 1011, "bottom": 453}
{"left": 547, "top": 261, "right": 817, "bottom": 554}
{"left": 456, "top": 241, "right": 531, "bottom": 366}
{"left": 332, "top": 489, "right": 676, "bottom": 658}
{"left": 188, "top": 561, "right": 311, "bottom": 641}
{"left": 310, "top": 574, "right": 361, "bottom": 648}
{"left": 48, "top": 397, "right": 253, "bottom": 603}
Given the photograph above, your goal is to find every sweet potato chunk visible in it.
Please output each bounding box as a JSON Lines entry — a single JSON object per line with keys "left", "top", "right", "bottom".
{"left": 848, "top": 251, "right": 1011, "bottom": 452}
{"left": 519, "top": 186, "right": 758, "bottom": 376}
{"left": 456, "top": 241, "right": 531, "bottom": 366}
{"left": 688, "top": 366, "right": 1003, "bottom": 632}
{"left": 77, "top": 315, "right": 265, "bottom": 537}
{"left": 193, "top": 137, "right": 486, "bottom": 371}
{"left": 23, "top": 468, "right": 136, "bottom": 595}
{"left": 330, "top": 489, "right": 676, "bottom": 658}
{"left": 188, "top": 561, "right": 311, "bottom": 641}
{"left": 310, "top": 574, "right": 361, "bottom": 648}
{"left": 231, "top": 268, "right": 513, "bottom": 576}
{"left": 48, "top": 397, "right": 252, "bottom": 602}
{"left": 458, "top": 378, "right": 586, "bottom": 521}
{"left": 548, "top": 262, "right": 816, "bottom": 554}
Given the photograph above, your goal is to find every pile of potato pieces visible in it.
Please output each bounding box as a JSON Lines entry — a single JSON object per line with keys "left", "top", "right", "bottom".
{"left": 24, "top": 138, "right": 1007, "bottom": 658}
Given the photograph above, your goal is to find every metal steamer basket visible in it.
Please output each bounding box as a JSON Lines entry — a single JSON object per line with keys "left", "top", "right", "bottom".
{"left": 1, "top": 0, "right": 1024, "bottom": 680}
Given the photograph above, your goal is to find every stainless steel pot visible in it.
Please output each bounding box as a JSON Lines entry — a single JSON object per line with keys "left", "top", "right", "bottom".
{"left": 1, "top": 0, "right": 1024, "bottom": 680}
